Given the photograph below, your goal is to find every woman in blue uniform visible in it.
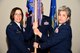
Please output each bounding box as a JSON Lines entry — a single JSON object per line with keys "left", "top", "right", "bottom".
{"left": 33, "top": 5, "right": 72, "bottom": 53}
{"left": 6, "top": 7, "right": 32, "bottom": 53}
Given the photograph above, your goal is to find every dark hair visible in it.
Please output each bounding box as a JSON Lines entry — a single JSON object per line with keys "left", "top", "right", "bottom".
{"left": 10, "top": 7, "right": 24, "bottom": 21}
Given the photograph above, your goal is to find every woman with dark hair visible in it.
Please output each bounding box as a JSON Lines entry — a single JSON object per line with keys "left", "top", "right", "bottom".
{"left": 6, "top": 7, "right": 32, "bottom": 53}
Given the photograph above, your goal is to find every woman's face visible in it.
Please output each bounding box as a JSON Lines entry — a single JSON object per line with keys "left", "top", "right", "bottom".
{"left": 58, "top": 11, "right": 69, "bottom": 24}
{"left": 14, "top": 10, "right": 22, "bottom": 23}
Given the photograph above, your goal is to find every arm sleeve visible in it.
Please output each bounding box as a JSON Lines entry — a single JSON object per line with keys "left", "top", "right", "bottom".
{"left": 40, "top": 26, "right": 71, "bottom": 49}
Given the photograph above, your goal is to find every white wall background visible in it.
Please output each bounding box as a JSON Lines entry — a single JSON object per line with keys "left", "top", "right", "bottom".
{"left": 0, "top": 0, "right": 80, "bottom": 53}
